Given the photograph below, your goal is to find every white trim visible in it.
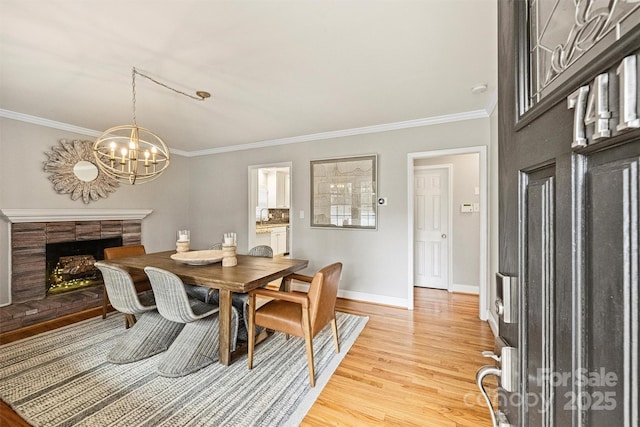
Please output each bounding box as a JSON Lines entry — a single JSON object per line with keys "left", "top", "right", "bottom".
{"left": 407, "top": 146, "right": 488, "bottom": 319}
{"left": 451, "top": 283, "right": 480, "bottom": 294}
{"left": 487, "top": 310, "right": 499, "bottom": 337}
{"left": 290, "top": 282, "right": 408, "bottom": 308}
{"left": 0, "top": 108, "right": 488, "bottom": 157}
{"left": 247, "top": 162, "right": 292, "bottom": 252}
{"left": 0, "top": 209, "right": 153, "bottom": 223}
{"left": 186, "top": 110, "right": 488, "bottom": 157}
{"left": 0, "top": 109, "right": 102, "bottom": 137}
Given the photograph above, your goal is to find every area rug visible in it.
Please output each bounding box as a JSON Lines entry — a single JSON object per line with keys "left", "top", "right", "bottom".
{"left": 0, "top": 311, "right": 367, "bottom": 427}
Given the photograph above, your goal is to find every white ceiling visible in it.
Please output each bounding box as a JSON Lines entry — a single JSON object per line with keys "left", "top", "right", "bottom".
{"left": 0, "top": 0, "right": 497, "bottom": 155}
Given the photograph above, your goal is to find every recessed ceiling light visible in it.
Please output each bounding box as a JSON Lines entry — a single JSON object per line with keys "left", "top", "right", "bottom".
{"left": 471, "top": 84, "right": 488, "bottom": 94}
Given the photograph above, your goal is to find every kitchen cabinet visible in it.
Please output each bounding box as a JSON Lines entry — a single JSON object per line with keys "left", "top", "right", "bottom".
{"left": 270, "top": 226, "right": 287, "bottom": 256}
{"left": 254, "top": 230, "right": 271, "bottom": 248}
{"left": 275, "top": 171, "right": 289, "bottom": 208}
{"left": 262, "top": 169, "right": 290, "bottom": 208}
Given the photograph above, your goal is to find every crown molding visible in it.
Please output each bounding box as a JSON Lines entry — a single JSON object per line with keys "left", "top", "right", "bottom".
{"left": 1, "top": 107, "right": 489, "bottom": 158}
{"left": 0, "top": 109, "right": 102, "bottom": 137}
{"left": 186, "top": 109, "right": 489, "bottom": 157}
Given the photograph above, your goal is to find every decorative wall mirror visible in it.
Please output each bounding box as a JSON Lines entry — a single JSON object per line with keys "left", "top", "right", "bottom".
{"left": 43, "top": 139, "right": 119, "bottom": 204}
{"left": 310, "top": 154, "right": 377, "bottom": 229}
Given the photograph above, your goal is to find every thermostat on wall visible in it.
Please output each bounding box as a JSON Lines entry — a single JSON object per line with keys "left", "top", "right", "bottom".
{"left": 377, "top": 197, "right": 388, "bottom": 206}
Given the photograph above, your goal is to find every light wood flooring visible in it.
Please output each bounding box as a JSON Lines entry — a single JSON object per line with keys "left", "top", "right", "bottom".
{"left": 1, "top": 287, "right": 496, "bottom": 426}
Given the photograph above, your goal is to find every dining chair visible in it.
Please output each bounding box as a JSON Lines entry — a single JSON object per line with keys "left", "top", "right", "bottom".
{"left": 247, "top": 245, "right": 273, "bottom": 258}
{"left": 183, "top": 242, "right": 224, "bottom": 303}
{"left": 247, "top": 262, "right": 342, "bottom": 387}
{"left": 94, "top": 262, "right": 184, "bottom": 364}
{"left": 102, "top": 244, "right": 152, "bottom": 328}
{"left": 205, "top": 245, "right": 275, "bottom": 343}
{"left": 144, "top": 266, "right": 239, "bottom": 377}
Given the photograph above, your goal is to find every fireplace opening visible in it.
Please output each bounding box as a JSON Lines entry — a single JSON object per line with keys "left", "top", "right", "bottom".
{"left": 46, "top": 237, "right": 123, "bottom": 295}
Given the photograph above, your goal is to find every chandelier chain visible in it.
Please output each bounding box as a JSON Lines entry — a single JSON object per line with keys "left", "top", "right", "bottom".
{"left": 132, "top": 67, "right": 207, "bottom": 102}
{"left": 132, "top": 68, "right": 137, "bottom": 126}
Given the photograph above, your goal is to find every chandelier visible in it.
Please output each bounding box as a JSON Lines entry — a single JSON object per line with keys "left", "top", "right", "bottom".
{"left": 93, "top": 67, "right": 210, "bottom": 185}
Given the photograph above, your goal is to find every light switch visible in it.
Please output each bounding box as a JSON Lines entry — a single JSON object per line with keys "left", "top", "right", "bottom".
{"left": 473, "top": 203, "right": 480, "bottom": 212}
{"left": 299, "top": 210, "right": 305, "bottom": 219}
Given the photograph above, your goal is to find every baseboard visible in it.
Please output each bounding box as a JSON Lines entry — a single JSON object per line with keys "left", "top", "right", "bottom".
{"left": 290, "top": 281, "right": 409, "bottom": 308}
{"left": 451, "top": 283, "right": 480, "bottom": 295}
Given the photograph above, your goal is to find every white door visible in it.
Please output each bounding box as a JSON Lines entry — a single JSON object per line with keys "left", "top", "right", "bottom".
{"left": 413, "top": 167, "right": 449, "bottom": 289}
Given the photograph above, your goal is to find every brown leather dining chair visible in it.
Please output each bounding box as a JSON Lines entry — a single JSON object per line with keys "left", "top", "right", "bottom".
{"left": 247, "top": 262, "right": 342, "bottom": 387}
{"left": 102, "top": 244, "right": 152, "bottom": 328}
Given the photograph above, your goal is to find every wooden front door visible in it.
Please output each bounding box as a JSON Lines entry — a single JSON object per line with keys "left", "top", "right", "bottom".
{"left": 493, "top": 2, "right": 640, "bottom": 426}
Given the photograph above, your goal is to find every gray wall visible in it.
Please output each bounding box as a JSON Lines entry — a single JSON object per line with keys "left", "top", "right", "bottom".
{"left": 0, "top": 118, "right": 191, "bottom": 305}
{"left": 1, "top": 115, "right": 493, "bottom": 308}
{"left": 415, "top": 153, "right": 480, "bottom": 289}
{"left": 187, "top": 118, "right": 491, "bottom": 305}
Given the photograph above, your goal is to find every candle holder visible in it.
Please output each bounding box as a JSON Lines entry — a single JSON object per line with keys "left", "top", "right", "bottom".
{"left": 222, "top": 244, "right": 237, "bottom": 267}
{"left": 176, "top": 229, "right": 190, "bottom": 253}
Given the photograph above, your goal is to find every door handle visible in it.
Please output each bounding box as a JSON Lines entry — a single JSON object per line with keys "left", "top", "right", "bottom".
{"left": 476, "top": 366, "right": 514, "bottom": 427}
{"left": 476, "top": 338, "right": 517, "bottom": 427}
{"left": 441, "top": 234, "right": 447, "bottom": 239}
{"left": 476, "top": 365, "right": 501, "bottom": 427}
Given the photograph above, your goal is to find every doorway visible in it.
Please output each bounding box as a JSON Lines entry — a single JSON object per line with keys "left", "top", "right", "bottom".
{"left": 413, "top": 165, "right": 451, "bottom": 290}
{"left": 407, "top": 146, "right": 488, "bottom": 319}
{"left": 247, "top": 162, "right": 292, "bottom": 255}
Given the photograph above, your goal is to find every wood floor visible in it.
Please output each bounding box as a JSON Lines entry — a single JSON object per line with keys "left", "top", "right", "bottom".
{"left": 1, "top": 287, "right": 496, "bottom": 426}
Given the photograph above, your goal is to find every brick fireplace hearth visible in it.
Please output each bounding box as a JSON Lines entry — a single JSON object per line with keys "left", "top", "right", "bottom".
{"left": 0, "top": 209, "right": 151, "bottom": 333}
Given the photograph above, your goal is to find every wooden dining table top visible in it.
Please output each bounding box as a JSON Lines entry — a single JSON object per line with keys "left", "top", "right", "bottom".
{"left": 100, "top": 250, "right": 309, "bottom": 293}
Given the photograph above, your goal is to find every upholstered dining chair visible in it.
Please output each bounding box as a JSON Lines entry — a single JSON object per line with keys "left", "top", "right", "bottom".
{"left": 247, "top": 262, "right": 343, "bottom": 387}
{"left": 144, "top": 266, "right": 239, "bottom": 377}
{"left": 102, "top": 244, "right": 152, "bottom": 328}
{"left": 94, "top": 262, "right": 184, "bottom": 364}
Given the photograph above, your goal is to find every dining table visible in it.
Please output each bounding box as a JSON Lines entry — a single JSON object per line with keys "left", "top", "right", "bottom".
{"left": 100, "top": 250, "right": 309, "bottom": 365}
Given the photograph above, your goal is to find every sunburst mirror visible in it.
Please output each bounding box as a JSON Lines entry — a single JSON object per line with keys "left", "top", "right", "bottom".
{"left": 43, "top": 139, "right": 119, "bottom": 204}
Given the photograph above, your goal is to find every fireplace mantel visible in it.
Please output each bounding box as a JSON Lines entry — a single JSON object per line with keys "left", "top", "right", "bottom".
{"left": 0, "top": 209, "right": 153, "bottom": 223}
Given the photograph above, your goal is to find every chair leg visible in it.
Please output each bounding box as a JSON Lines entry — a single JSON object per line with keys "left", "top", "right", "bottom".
{"left": 125, "top": 314, "right": 137, "bottom": 329}
{"left": 302, "top": 307, "right": 315, "bottom": 387}
{"left": 102, "top": 287, "right": 109, "bottom": 319}
{"left": 248, "top": 293, "right": 255, "bottom": 370}
{"left": 331, "top": 316, "right": 340, "bottom": 353}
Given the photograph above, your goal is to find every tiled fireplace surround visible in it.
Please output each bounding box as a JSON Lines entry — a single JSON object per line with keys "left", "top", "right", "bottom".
{"left": 0, "top": 209, "right": 151, "bottom": 333}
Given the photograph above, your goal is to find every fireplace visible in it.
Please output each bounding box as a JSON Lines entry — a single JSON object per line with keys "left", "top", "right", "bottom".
{"left": 46, "top": 237, "right": 122, "bottom": 295}
{"left": 0, "top": 209, "right": 152, "bottom": 333}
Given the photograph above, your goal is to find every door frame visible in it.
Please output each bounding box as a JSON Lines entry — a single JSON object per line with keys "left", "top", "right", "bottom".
{"left": 413, "top": 164, "right": 453, "bottom": 291}
{"left": 247, "top": 161, "right": 293, "bottom": 252}
{"left": 407, "top": 146, "right": 488, "bottom": 320}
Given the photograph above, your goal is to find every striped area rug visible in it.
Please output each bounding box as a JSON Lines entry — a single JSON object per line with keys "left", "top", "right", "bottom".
{"left": 0, "top": 311, "right": 367, "bottom": 426}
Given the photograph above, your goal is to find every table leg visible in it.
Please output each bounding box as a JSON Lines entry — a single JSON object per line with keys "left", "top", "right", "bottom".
{"left": 218, "top": 289, "right": 232, "bottom": 365}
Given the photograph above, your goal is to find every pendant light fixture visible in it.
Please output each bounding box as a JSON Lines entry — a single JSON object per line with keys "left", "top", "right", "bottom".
{"left": 93, "top": 67, "right": 210, "bottom": 185}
